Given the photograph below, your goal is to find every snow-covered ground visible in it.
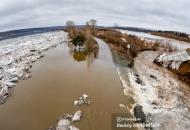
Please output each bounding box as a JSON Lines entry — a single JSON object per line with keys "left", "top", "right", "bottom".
{"left": 117, "top": 29, "right": 190, "bottom": 50}
{"left": 114, "top": 29, "right": 190, "bottom": 130}
{"left": 116, "top": 51, "right": 190, "bottom": 130}
{"left": 0, "top": 31, "right": 67, "bottom": 98}
{"left": 154, "top": 49, "right": 190, "bottom": 71}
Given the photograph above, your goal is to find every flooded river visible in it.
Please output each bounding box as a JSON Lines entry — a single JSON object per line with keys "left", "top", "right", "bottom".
{"left": 0, "top": 38, "right": 134, "bottom": 130}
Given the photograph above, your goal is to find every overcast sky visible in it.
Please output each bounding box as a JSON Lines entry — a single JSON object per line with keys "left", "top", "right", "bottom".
{"left": 0, "top": 0, "right": 189, "bottom": 33}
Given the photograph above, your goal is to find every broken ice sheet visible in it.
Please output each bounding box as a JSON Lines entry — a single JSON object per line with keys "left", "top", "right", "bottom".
{"left": 47, "top": 110, "right": 82, "bottom": 130}
{"left": 74, "top": 94, "right": 91, "bottom": 106}
{"left": 72, "top": 110, "right": 82, "bottom": 122}
{"left": 0, "top": 31, "right": 67, "bottom": 101}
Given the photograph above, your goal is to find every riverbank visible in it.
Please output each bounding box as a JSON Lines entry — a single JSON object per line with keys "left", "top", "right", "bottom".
{"left": 117, "top": 29, "right": 190, "bottom": 50}
{"left": 107, "top": 29, "right": 190, "bottom": 130}
{"left": 151, "top": 31, "right": 190, "bottom": 43}
{"left": 135, "top": 51, "right": 190, "bottom": 129}
{"left": 0, "top": 31, "right": 67, "bottom": 103}
{"left": 114, "top": 49, "right": 190, "bottom": 130}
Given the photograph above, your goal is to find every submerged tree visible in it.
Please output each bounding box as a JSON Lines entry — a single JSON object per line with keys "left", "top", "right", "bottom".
{"left": 66, "top": 20, "right": 76, "bottom": 38}
{"left": 72, "top": 34, "right": 85, "bottom": 46}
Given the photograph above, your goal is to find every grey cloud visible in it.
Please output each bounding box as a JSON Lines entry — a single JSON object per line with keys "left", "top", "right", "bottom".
{"left": 0, "top": 0, "right": 189, "bottom": 33}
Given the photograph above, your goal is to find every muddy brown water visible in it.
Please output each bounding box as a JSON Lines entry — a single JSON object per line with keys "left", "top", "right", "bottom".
{"left": 0, "top": 38, "right": 135, "bottom": 130}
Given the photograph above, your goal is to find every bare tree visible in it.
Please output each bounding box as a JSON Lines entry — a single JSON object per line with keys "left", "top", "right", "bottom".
{"left": 85, "top": 21, "right": 91, "bottom": 43}
{"left": 86, "top": 21, "right": 90, "bottom": 26}
{"left": 66, "top": 20, "right": 75, "bottom": 31}
{"left": 85, "top": 19, "right": 97, "bottom": 35}
{"left": 88, "top": 19, "right": 97, "bottom": 27}
{"left": 66, "top": 20, "right": 75, "bottom": 38}
{"left": 114, "top": 23, "right": 119, "bottom": 29}
{"left": 66, "top": 20, "right": 75, "bottom": 26}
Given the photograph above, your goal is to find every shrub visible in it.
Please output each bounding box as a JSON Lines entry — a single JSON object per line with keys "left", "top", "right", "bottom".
{"left": 72, "top": 34, "right": 86, "bottom": 46}
{"left": 95, "top": 29, "right": 164, "bottom": 58}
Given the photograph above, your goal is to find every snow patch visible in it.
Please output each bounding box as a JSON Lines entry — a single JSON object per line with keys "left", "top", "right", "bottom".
{"left": 155, "top": 49, "right": 190, "bottom": 70}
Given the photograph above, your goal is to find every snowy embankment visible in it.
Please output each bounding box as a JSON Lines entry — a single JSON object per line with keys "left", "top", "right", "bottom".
{"left": 154, "top": 49, "right": 190, "bottom": 70}
{"left": 117, "top": 29, "right": 190, "bottom": 69}
{"left": 114, "top": 29, "right": 190, "bottom": 130}
{"left": 0, "top": 31, "right": 67, "bottom": 98}
{"left": 117, "top": 29, "right": 190, "bottom": 50}
{"left": 116, "top": 51, "right": 190, "bottom": 130}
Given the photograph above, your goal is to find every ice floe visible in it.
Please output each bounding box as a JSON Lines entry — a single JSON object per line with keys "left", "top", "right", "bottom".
{"left": 47, "top": 110, "right": 82, "bottom": 130}
{"left": 0, "top": 31, "right": 67, "bottom": 99}
{"left": 154, "top": 49, "right": 190, "bottom": 70}
{"left": 74, "top": 94, "right": 91, "bottom": 106}
{"left": 48, "top": 93, "right": 91, "bottom": 130}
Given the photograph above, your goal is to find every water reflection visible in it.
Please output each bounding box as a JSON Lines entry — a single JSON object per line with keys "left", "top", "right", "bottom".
{"left": 0, "top": 38, "right": 134, "bottom": 130}
{"left": 67, "top": 42, "right": 99, "bottom": 67}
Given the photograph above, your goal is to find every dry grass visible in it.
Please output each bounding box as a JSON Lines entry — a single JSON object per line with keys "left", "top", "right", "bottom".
{"left": 94, "top": 29, "right": 166, "bottom": 58}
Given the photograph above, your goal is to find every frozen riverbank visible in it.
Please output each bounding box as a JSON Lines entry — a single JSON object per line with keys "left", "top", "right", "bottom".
{"left": 114, "top": 50, "right": 190, "bottom": 130}
{"left": 0, "top": 31, "right": 67, "bottom": 102}
{"left": 110, "top": 29, "right": 190, "bottom": 130}
{"left": 117, "top": 29, "right": 190, "bottom": 50}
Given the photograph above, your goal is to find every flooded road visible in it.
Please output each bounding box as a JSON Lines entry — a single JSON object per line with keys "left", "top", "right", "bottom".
{"left": 0, "top": 38, "right": 134, "bottom": 130}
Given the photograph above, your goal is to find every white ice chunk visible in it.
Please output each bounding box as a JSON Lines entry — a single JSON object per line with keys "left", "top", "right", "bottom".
{"left": 72, "top": 110, "right": 82, "bottom": 122}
